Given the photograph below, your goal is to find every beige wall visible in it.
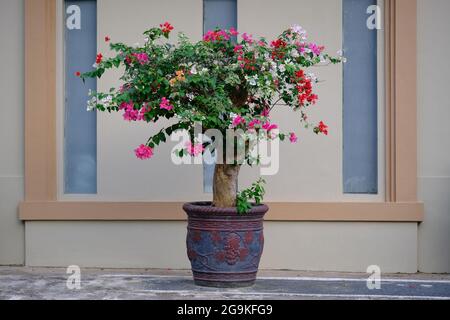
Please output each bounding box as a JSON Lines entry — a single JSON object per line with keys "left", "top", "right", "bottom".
{"left": 89, "top": 0, "right": 353, "bottom": 202}
{"left": 95, "top": 0, "right": 208, "bottom": 202}
{"left": 239, "top": 0, "right": 346, "bottom": 202}
{"left": 0, "top": 0, "right": 25, "bottom": 265}
{"left": 0, "top": 0, "right": 448, "bottom": 273}
{"left": 417, "top": 0, "right": 450, "bottom": 273}
{"left": 25, "top": 221, "right": 418, "bottom": 273}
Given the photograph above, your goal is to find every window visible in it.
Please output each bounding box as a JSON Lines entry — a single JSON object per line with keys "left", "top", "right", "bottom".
{"left": 58, "top": 0, "right": 384, "bottom": 201}
{"left": 202, "top": 0, "right": 237, "bottom": 193}
{"left": 343, "top": 0, "right": 380, "bottom": 194}
{"left": 64, "top": 0, "right": 97, "bottom": 194}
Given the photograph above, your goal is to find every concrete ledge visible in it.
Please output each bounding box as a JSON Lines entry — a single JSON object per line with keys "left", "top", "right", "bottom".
{"left": 19, "top": 201, "right": 424, "bottom": 222}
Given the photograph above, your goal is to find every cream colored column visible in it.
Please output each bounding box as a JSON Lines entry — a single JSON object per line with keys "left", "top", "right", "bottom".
{"left": 417, "top": 0, "right": 450, "bottom": 273}
{"left": 0, "top": 0, "right": 25, "bottom": 264}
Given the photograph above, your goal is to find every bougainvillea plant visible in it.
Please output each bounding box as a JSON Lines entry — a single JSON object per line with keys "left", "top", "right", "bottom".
{"left": 79, "top": 23, "right": 343, "bottom": 212}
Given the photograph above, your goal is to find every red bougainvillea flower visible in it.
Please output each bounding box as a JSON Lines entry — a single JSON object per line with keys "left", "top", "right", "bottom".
{"left": 104, "top": 36, "right": 110, "bottom": 42}
{"left": 203, "top": 30, "right": 230, "bottom": 42}
{"left": 160, "top": 22, "right": 174, "bottom": 36}
{"left": 95, "top": 53, "right": 103, "bottom": 64}
{"left": 271, "top": 38, "right": 287, "bottom": 59}
{"left": 75, "top": 71, "right": 81, "bottom": 77}
{"left": 315, "top": 121, "right": 329, "bottom": 136}
{"left": 271, "top": 38, "right": 287, "bottom": 49}
{"left": 134, "top": 144, "right": 154, "bottom": 160}
{"left": 295, "top": 69, "right": 318, "bottom": 106}
{"left": 295, "top": 70, "right": 305, "bottom": 79}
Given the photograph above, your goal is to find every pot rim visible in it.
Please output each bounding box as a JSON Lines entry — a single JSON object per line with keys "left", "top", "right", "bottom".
{"left": 183, "top": 201, "right": 269, "bottom": 215}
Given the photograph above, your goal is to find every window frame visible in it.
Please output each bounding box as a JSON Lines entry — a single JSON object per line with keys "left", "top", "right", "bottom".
{"left": 20, "top": 0, "right": 423, "bottom": 222}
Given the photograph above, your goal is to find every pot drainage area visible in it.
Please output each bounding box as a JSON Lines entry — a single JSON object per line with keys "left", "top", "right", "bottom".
{"left": 0, "top": 267, "right": 449, "bottom": 300}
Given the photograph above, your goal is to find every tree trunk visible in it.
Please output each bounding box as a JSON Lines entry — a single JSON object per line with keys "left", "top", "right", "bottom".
{"left": 213, "top": 164, "right": 240, "bottom": 208}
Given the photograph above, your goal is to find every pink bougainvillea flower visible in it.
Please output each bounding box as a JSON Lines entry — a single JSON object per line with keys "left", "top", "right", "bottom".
{"left": 159, "top": 97, "right": 174, "bottom": 111}
{"left": 134, "top": 144, "right": 154, "bottom": 160}
{"left": 118, "top": 101, "right": 130, "bottom": 111}
{"left": 119, "top": 83, "right": 131, "bottom": 93}
{"left": 248, "top": 119, "right": 261, "bottom": 129}
{"left": 217, "top": 30, "right": 230, "bottom": 41}
{"left": 185, "top": 141, "right": 204, "bottom": 157}
{"left": 123, "top": 109, "right": 139, "bottom": 121}
{"left": 242, "top": 33, "right": 253, "bottom": 44}
{"left": 232, "top": 115, "right": 246, "bottom": 127}
{"left": 104, "top": 36, "right": 111, "bottom": 42}
{"left": 289, "top": 133, "right": 298, "bottom": 143}
{"left": 137, "top": 103, "right": 151, "bottom": 122}
{"left": 141, "top": 102, "right": 150, "bottom": 112}
{"left": 309, "top": 43, "right": 324, "bottom": 56}
{"left": 261, "top": 108, "right": 270, "bottom": 117}
{"left": 96, "top": 53, "right": 103, "bottom": 64}
{"left": 120, "top": 101, "right": 138, "bottom": 121}
{"left": 203, "top": 30, "right": 214, "bottom": 42}
{"left": 229, "top": 27, "right": 239, "bottom": 36}
{"left": 119, "top": 101, "right": 148, "bottom": 122}
{"left": 233, "top": 45, "right": 243, "bottom": 53}
{"left": 262, "top": 121, "right": 278, "bottom": 132}
{"left": 132, "top": 52, "right": 149, "bottom": 65}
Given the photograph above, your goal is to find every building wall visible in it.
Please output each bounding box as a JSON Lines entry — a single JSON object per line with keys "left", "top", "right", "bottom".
{"left": 0, "top": 0, "right": 449, "bottom": 273}
{"left": 23, "top": 0, "right": 418, "bottom": 273}
{"left": 26, "top": 221, "right": 418, "bottom": 273}
{"left": 90, "top": 0, "right": 346, "bottom": 202}
{"left": 417, "top": 0, "right": 450, "bottom": 273}
{"left": 0, "top": 0, "right": 25, "bottom": 265}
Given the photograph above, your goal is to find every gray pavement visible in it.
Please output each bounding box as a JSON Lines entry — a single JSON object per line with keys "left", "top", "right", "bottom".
{"left": 0, "top": 267, "right": 449, "bottom": 300}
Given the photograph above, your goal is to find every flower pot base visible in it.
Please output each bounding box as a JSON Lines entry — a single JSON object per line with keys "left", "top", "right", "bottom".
{"left": 194, "top": 280, "right": 256, "bottom": 288}
{"left": 192, "top": 271, "right": 257, "bottom": 288}
{"left": 183, "top": 202, "right": 268, "bottom": 289}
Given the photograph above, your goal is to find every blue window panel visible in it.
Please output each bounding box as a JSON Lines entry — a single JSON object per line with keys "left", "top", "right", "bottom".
{"left": 203, "top": 0, "right": 237, "bottom": 34}
{"left": 343, "top": 0, "right": 378, "bottom": 194}
{"left": 203, "top": 152, "right": 217, "bottom": 194}
{"left": 203, "top": 0, "right": 237, "bottom": 193}
{"left": 64, "top": 0, "right": 97, "bottom": 194}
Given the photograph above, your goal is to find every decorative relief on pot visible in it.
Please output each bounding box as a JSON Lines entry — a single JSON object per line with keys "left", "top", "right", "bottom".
{"left": 186, "top": 227, "right": 264, "bottom": 272}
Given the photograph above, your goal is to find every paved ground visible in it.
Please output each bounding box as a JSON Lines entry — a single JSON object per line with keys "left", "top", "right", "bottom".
{"left": 0, "top": 267, "right": 449, "bottom": 300}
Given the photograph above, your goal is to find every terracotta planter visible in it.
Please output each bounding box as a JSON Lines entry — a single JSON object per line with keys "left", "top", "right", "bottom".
{"left": 183, "top": 202, "right": 268, "bottom": 288}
